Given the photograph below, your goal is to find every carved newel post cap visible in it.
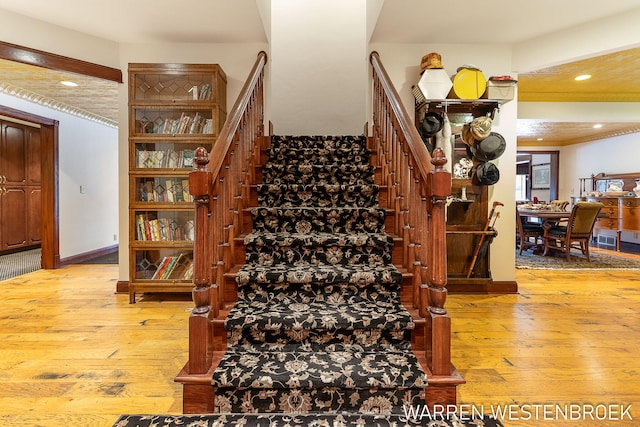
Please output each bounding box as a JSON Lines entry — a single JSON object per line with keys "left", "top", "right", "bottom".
{"left": 194, "top": 147, "right": 210, "bottom": 168}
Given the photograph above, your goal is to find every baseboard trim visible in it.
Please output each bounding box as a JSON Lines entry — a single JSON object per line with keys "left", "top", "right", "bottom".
{"left": 60, "top": 244, "right": 118, "bottom": 266}
{"left": 116, "top": 280, "right": 129, "bottom": 294}
{"left": 447, "top": 279, "right": 518, "bottom": 294}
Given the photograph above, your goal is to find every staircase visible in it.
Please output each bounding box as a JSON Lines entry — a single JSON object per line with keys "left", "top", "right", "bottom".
{"left": 212, "top": 135, "right": 427, "bottom": 414}
{"left": 178, "top": 51, "right": 461, "bottom": 417}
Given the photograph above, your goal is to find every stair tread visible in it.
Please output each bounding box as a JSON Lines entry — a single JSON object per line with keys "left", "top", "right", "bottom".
{"left": 244, "top": 232, "right": 394, "bottom": 247}
{"left": 212, "top": 350, "right": 427, "bottom": 390}
{"left": 236, "top": 262, "right": 403, "bottom": 285}
{"left": 226, "top": 284, "right": 414, "bottom": 331}
{"left": 227, "top": 328, "right": 413, "bottom": 353}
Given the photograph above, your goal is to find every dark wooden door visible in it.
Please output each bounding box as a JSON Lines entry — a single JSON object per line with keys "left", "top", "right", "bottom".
{"left": 0, "top": 121, "right": 41, "bottom": 252}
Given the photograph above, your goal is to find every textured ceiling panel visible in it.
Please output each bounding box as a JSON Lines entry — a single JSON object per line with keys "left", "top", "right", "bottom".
{"left": 0, "top": 59, "right": 118, "bottom": 126}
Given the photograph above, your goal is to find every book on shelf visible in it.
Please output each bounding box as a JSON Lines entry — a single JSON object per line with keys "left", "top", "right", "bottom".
{"left": 182, "top": 149, "right": 195, "bottom": 168}
{"left": 198, "top": 83, "right": 211, "bottom": 100}
{"left": 150, "top": 253, "right": 192, "bottom": 280}
{"left": 182, "top": 179, "right": 191, "bottom": 202}
{"left": 137, "top": 148, "right": 200, "bottom": 169}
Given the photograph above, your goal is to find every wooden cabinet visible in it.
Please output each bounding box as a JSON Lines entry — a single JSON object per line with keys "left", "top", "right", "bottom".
{"left": 0, "top": 120, "right": 41, "bottom": 253}
{"left": 414, "top": 96, "right": 503, "bottom": 290}
{"left": 128, "top": 63, "right": 226, "bottom": 303}
{"left": 585, "top": 195, "right": 640, "bottom": 251}
{"left": 446, "top": 178, "right": 490, "bottom": 280}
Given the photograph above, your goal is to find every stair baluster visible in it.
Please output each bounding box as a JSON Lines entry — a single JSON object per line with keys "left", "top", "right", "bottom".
{"left": 370, "top": 51, "right": 463, "bottom": 407}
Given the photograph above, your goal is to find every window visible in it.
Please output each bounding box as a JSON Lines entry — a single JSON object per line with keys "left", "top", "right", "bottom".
{"left": 515, "top": 174, "right": 528, "bottom": 201}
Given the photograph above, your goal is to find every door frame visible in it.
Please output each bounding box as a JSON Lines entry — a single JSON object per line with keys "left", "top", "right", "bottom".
{"left": 0, "top": 105, "right": 58, "bottom": 267}
{"left": 0, "top": 41, "right": 122, "bottom": 268}
{"left": 517, "top": 150, "right": 560, "bottom": 202}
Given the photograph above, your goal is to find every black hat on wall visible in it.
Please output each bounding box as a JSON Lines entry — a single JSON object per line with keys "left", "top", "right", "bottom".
{"left": 475, "top": 161, "right": 500, "bottom": 185}
{"left": 418, "top": 112, "right": 444, "bottom": 138}
{"left": 471, "top": 132, "right": 506, "bottom": 162}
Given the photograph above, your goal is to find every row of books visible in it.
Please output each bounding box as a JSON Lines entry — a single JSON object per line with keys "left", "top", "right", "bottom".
{"left": 151, "top": 253, "right": 194, "bottom": 280}
{"left": 162, "top": 112, "right": 213, "bottom": 134}
{"left": 136, "top": 148, "right": 195, "bottom": 169}
{"left": 138, "top": 178, "right": 192, "bottom": 203}
{"left": 138, "top": 114, "right": 214, "bottom": 135}
{"left": 135, "top": 214, "right": 195, "bottom": 242}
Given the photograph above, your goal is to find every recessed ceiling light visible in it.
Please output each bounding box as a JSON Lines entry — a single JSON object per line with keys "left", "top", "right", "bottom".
{"left": 574, "top": 74, "right": 591, "bottom": 81}
{"left": 537, "top": 138, "right": 543, "bottom": 141}
{"left": 60, "top": 80, "right": 78, "bottom": 87}
{"left": 593, "top": 124, "right": 603, "bottom": 129}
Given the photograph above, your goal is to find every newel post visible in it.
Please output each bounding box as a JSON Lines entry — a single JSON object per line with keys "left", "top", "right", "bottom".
{"left": 427, "top": 147, "right": 452, "bottom": 376}
{"left": 188, "top": 146, "right": 213, "bottom": 374}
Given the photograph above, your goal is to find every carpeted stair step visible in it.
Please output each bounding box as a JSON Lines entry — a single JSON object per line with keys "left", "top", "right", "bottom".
{"left": 226, "top": 283, "right": 413, "bottom": 331}
{"left": 257, "top": 183, "right": 379, "bottom": 207}
{"left": 269, "top": 134, "right": 367, "bottom": 151}
{"left": 266, "top": 146, "right": 370, "bottom": 165}
{"left": 214, "top": 385, "right": 426, "bottom": 414}
{"left": 251, "top": 206, "right": 387, "bottom": 234}
{"left": 212, "top": 350, "right": 427, "bottom": 414}
{"left": 262, "top": 163, "right": 376, "bottom": 185}
{"left": 227, "top": 326, "right": 414, "bottom": 353}
{"left": 115, "top": 414, "right": 504, "bottom": 427}
{"left": 213, "top": 351, "right": 426, "bottom": 389}
{"left": 243, "top": 231, "right": 394, "bottom": 265}
{"left": 235, "top": 263, "right": 403, "bottom": 285}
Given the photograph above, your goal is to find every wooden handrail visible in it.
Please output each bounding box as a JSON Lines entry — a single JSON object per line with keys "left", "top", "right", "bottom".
{"left": 369, "top": 52, "right": 432, "bottom": 182}
{"left": 185, "top": 51, "right": 268, "bottom": 377}
{"left": 208, "top": 51, "right": 267, "bottom": 179}
{"left": 369, "top": 51, "right": 459, "bottom": 407}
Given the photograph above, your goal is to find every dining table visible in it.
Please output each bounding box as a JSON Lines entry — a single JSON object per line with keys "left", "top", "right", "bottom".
{"left": 517, "top": 207, "right": 572, "bottom": 255}
{"left": 517, "top": 206, "right": 606, "bottom": 256}
{"left": 517, "top": 207, "right": 571, "bottom": 222}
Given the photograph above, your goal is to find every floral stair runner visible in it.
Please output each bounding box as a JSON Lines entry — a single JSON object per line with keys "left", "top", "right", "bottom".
{"left": 211, "top": 135, "right": 428, "bottom": 415}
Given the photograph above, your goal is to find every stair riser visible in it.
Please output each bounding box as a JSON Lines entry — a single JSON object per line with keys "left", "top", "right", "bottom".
{"left": 266, "top": 148, "right": 370, "bottom": 165}
{"left": 270, "top": 135, "right": 367, "bottom": 151}
{"left": 214, "top": 387, "right": 426, "bottom": 415}
{"left": 227, "top": 327, "right": 414, "bottom": 352}
{"left": 263, "top": 169, "right": 375, "bottom": 186}
{"left": 257, "top": 185, "right": 379, "bottom": 208}
{"left": 235, "top": 265, "right": 403, "bottom": 287}
{"left": 251, "top": 208, "right": 387, "bottom": 234}
{"left": 243, "top": 249, "right": 393, "bottom": 266}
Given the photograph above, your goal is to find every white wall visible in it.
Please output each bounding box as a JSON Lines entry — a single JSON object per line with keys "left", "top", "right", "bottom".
{"left": 368, "top": 43, "right": 518, "bottom": 283}
{"left": 0, "top": 93, "right": 119, "bottom": 258}
{"left": 559, "top": 133, "right": 640, "bottom": 244}
{"left": 0, "top": 9, "right": 119, "bottom": 69}
{"left": 270, "top": 0, "right": 367, "bottom": 135}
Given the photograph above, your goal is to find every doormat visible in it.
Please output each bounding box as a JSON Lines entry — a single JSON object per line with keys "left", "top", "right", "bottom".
{"left": 0, "top": 248, "right": 41, "bottom": 282}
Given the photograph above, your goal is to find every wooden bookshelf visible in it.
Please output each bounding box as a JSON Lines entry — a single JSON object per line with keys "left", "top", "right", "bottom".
{"left": 128, "top": 63, "right": 226, "bottom": 303}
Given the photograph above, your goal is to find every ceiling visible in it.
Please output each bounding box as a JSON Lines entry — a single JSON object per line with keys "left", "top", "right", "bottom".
{"left": 0, "top": 0, "right": 639, "bottom": 145}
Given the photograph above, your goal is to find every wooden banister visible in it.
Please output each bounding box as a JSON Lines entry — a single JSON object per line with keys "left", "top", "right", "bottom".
{"left": 184, "top": 51, "right": 267, "bottom": 382}
{"left": 369, "top": 51, "right": 462, "bottom": 407}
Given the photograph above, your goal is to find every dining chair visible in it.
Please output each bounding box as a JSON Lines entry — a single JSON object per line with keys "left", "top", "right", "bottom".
{"left": 542, "top": 201, "right": 604, "bottom": 261}
{"left": 516, "top": 208, "right": 544, "bottom": 255}
{"left": 550, "top": 199, "right": 570, "bottom": 211}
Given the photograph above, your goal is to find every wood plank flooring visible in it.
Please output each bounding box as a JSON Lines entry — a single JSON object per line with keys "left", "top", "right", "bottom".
{"left": 1, "top": 257, "right": 639, "bottom": 426}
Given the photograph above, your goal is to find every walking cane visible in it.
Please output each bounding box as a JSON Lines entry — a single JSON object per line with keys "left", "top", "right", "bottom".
{"left": 466, "top": 201, "right": 503, "bottom": 278}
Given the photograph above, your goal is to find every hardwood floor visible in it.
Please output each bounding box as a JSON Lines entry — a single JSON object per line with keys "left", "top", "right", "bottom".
{"left": 1, "top": 261, "right": 639, "bottom": 426}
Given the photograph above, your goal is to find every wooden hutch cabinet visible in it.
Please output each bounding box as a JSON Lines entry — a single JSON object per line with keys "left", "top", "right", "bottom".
{"left": 575, "top": 172, "right": 640, "bottom": 251}
{"left": 128, "top": 63, "right": 226, "bottom": 303}
{"left": 414, "top": 95, "right": 503, "bottom": 292}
